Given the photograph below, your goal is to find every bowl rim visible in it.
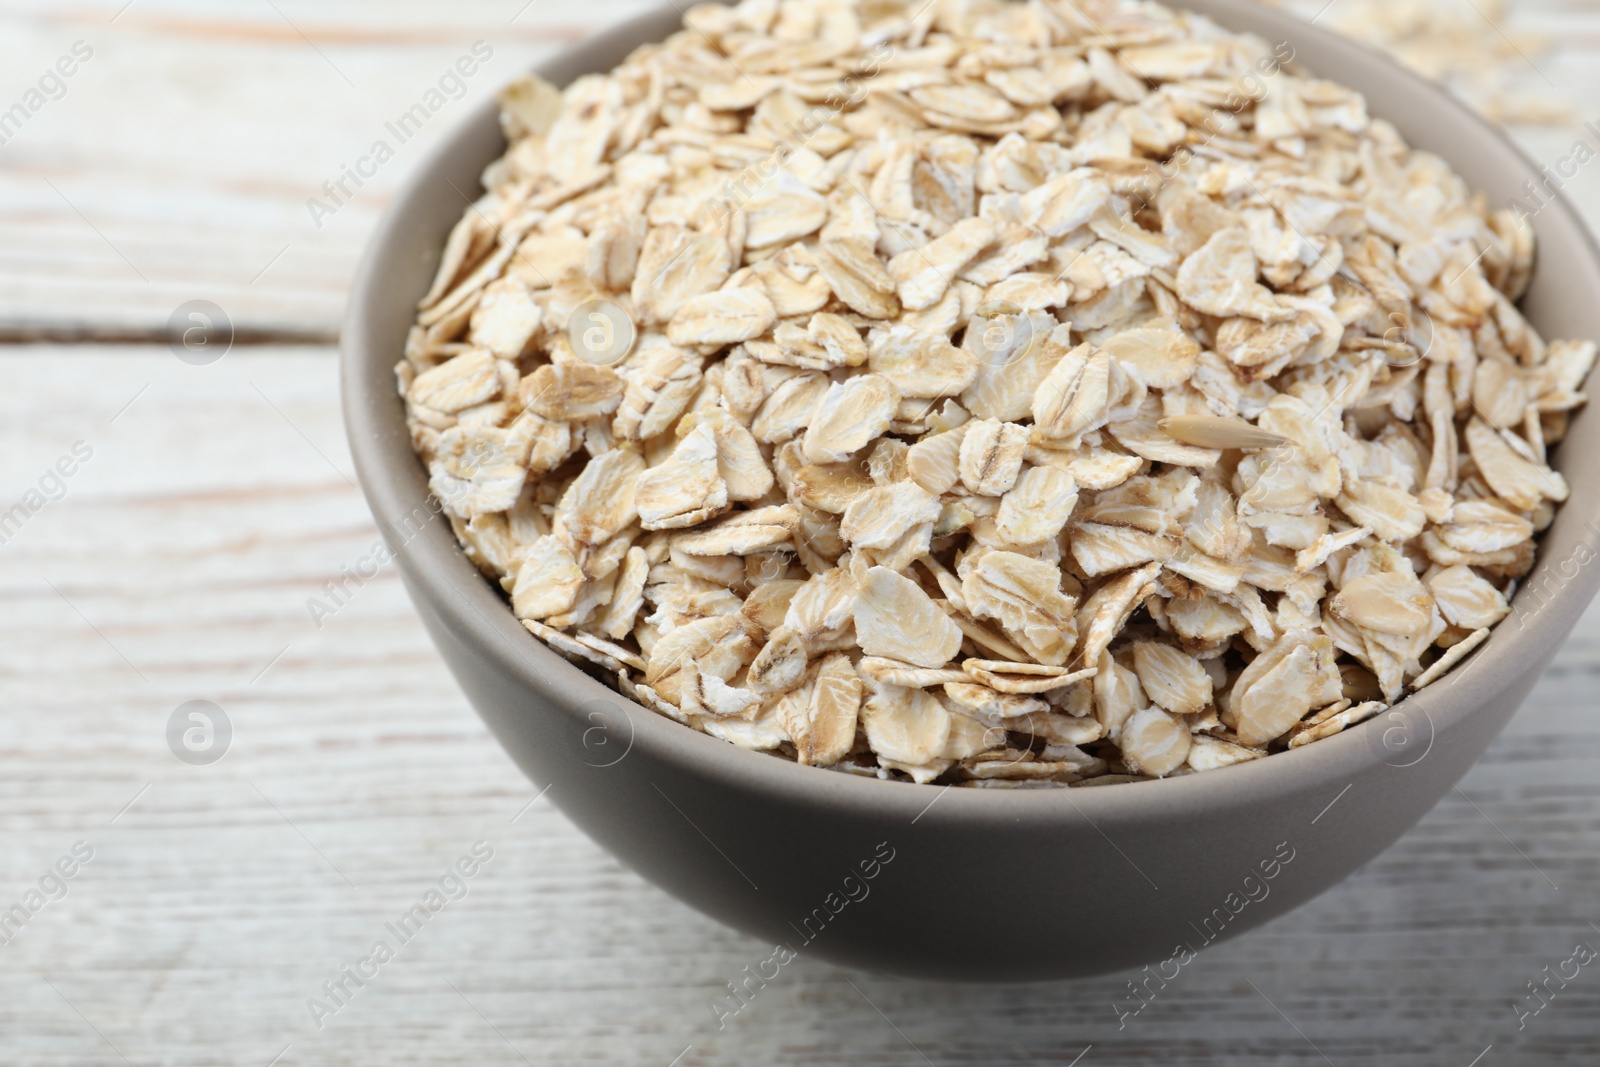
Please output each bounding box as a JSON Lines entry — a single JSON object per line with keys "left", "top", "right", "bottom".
{"left": 341, "top": 0, "right": 1600, "bottom": 826}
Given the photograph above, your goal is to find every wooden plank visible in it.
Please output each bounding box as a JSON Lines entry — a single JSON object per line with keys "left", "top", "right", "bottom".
{"left": 1, "top": 0, "right": 1600, "bottom": 341}
{"left": 1, "top": 347, "right": 1598, "bottom": 1064}
{"left": 0, "top": 0, "right": 661, "bottom": 341}
{"left": 8, "top": 0, "right": 1600, "bottom": 1060}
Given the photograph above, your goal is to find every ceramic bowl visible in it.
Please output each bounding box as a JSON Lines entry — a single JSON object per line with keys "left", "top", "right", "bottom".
{"left": 342, "top": 0, "right": 1600, "bottom": 980}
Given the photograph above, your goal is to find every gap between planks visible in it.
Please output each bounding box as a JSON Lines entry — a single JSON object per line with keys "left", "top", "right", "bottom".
{"left": 0, "top": 325, "right": 340, "bottom": 346}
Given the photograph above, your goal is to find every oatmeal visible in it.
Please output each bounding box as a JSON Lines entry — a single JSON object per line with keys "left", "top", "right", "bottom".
{"left": 397, "top": 0, "right": 1595, "bottom": 786}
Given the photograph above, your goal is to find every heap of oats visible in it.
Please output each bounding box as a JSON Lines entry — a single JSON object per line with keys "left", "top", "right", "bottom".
{"left": 398, "top": 0, "right": 1596, "bottom": 786}
{"left": 1305, "top": 0, "right": 1577, "bottom": 129}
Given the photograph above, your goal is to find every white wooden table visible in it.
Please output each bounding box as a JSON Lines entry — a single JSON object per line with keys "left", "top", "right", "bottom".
{"left": 2, "top": 1, "right": 1598, "bottom": 1063}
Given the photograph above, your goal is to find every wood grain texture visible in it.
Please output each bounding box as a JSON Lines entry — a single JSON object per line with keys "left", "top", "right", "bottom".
{"left": 1, "top": 0, "right": 1598, "bottom": 341}
{"left": 0, "top": 0, "right": 660, "bottom": 341}
{"left": 2, "top": 349, "right": 1597, "bottom": 1065}
{"left": 3, "top": 0, "right": 1600, "bottom": 1061}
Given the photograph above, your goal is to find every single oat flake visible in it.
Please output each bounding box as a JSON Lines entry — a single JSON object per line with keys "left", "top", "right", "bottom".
{"left": 400, "top": 0, "right": 1595, "bottom": 788}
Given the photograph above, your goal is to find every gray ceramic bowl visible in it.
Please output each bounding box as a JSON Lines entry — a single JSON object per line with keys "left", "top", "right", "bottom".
{"left": 342, "top": 0, "right": 1600, "bottom": 981}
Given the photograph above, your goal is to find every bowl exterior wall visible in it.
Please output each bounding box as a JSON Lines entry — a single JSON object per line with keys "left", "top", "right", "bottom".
{"left": 404, "top": 566, "right": 1556, "bottom": 981}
